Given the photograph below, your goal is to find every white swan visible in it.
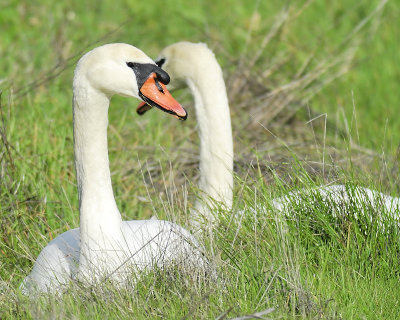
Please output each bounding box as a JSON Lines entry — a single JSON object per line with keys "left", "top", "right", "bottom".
{"left": 21, "top": 43, "right": 208, "bottom": 295}
{"left": 137, "top": 42, "right": 234, "bottom": 229}
{"left": 137, "top": 42, "right": 400, "bottom": 228}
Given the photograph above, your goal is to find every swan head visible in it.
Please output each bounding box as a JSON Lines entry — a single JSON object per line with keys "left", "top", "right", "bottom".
{"left": 136, "top": 42, "right": 216, "bottom": 115}
{"left": 157, "top": 42, "right": 213, "bottom": 87}
{"left": 74, "top": 43, "right": 187, "bottom": 120}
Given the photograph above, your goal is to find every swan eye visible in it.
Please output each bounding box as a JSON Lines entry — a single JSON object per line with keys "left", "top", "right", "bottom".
{"left": 156, "top": 58, "right": 166, "bottom": 68}
{"left": 126, "top": 62, "right": 134, "bottom": 68}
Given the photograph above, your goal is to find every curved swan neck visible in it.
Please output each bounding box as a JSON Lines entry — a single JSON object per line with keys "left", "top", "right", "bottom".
{"left": 73, "top": 78, "right": 122, "bottom": 260}
{"left": 187, "top": 54, "right": 234, "bottom": 221}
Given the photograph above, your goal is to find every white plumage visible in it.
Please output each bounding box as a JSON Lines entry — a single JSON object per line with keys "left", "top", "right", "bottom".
{"left": 21, "top": 43, "right": 207, "bottom": 295}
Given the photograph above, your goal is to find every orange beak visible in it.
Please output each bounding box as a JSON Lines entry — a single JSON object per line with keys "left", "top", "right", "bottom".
{"left": 138, "top": 72, "right": 187, "bottom": 120}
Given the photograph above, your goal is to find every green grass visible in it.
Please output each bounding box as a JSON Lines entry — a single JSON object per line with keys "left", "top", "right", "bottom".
{"left": 1, "top": 0, "right": 400, "bottom": 318}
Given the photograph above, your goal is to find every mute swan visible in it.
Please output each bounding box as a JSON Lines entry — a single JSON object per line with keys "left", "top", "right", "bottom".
{"left": 137, "top": 42, "right": 400, "bottom": 228}
{"left": 137, "top": 42, "right": 234, "bottom": 229}
{"left": 21, "top": 43, "right": 208, "bottom": 295}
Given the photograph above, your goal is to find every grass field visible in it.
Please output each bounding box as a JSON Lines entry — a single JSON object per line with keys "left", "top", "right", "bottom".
{"left": 1, "top": 0, "right": 400, "bottom": 318}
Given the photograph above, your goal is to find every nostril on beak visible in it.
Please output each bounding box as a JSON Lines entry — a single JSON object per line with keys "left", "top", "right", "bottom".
{"left": 155, "top": 78, "right": 164, "bottom": 93}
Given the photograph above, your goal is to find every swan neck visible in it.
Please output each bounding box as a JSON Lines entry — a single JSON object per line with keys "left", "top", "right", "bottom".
{"left": 73, "top": 82, "right": 123, "bottom": 261}
{"left": 188, "top": 67, "right": 233, "bottom": 219}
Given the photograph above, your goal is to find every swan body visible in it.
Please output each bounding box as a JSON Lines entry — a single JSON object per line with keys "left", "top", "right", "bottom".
{"left": 21, "top": 43, "right": 206, "bottom": 295}
{"left": 21, "top": 220, "right": 202, "bottom": 294}
{"left": 272, "top": 184, "right": 400, "bottom": 223}
{"left": 138, "top": 42, "right": 234, "bottom": 228}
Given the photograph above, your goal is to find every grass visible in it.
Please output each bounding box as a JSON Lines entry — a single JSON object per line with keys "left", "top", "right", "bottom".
{"left": 1, "top": 0, "right": 400, "bottom": 318}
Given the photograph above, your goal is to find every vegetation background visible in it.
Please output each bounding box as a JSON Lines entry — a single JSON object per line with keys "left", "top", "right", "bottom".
{"left": 0, "top": 0, "right": 399, "bottom": 318}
